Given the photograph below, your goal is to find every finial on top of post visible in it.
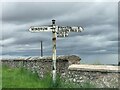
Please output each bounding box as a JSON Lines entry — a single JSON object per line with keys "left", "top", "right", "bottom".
{"left": 52, "top": 19, "right": 56, "bottom": 25}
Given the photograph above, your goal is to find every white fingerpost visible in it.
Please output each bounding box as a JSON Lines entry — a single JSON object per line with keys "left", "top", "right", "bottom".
{"left": 52, "top": 19, "right": 57, "bottom": 85}
{"left": 28, "top": 20, "right": 84, "bottom": 86}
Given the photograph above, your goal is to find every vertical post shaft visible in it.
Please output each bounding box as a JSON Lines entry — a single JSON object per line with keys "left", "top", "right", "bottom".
{"left": 52, "top": 20, "right": 57, "bottom": 85}
{"left": 41, "top": 41, "right": 43, "bottom": 57}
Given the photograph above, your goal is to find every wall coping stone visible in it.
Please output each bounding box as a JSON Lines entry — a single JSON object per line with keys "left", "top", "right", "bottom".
{"left": 68, "top": 64, "right": 120, "bottom": 73}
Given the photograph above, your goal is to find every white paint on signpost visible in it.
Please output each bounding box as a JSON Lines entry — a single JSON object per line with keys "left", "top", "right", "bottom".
{"left": 29, "top": 26, "right": 84, "bottom": 33}
{"left": 51, "top": 20, "right": 57, "bottom": 85}
{"left": 57, "top": 31, "right": 69, "bottom": 37}
{"left": 29, "top": 26, "right": 52, "bottom": 32}
{"left": 71, "top": 26, "right": 84, "bottom": 32}
{"left": 57, "top": 26, "right": 83, "bottom": 37}
{"left": 28, "top": 20, "right": 84, "bottom": 86}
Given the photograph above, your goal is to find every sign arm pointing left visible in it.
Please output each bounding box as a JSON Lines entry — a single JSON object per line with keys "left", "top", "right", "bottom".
{"left": 28, "top": 20, "right": 84, "bottom": 85}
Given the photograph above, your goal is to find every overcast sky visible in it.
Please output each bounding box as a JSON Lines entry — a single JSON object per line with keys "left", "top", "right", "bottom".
{"left": 0, "top": 2, "right": 118, "bottom": 64}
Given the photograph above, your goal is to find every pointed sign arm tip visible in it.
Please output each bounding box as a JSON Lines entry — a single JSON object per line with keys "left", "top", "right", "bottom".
{"left": 79, "top": 26, "right": 84, "bottom": 32}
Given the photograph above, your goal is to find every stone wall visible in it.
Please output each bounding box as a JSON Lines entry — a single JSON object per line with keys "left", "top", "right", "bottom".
{"left": 2, "top": 55, "right": 80, "bottom": 78}
{"left": 1, "top": 55, "right": 120, "bottom": 88}
{"left": 64, "top": 64, "right": 120, "bottom": 88}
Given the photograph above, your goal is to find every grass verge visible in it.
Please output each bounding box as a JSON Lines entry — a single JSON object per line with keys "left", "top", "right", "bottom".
{"left": 2, "top": 65, "right": 95, "bottom": 88}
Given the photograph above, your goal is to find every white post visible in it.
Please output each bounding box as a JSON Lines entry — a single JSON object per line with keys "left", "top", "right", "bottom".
{"left": 52, "top": 20, "right": 57, "bottom": 85}
{"left": 28, "top": 20, "right": 84, "bottom": 86}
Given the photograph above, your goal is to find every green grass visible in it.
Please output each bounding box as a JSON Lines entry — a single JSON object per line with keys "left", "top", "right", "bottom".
{"left": 2, "top": 65, "right": 95, "bottom": 88}
{"left": 0, "top": 63, "right": 2, "bottom": 89}
{"left": 2, "top": 65, "right": 51, "bottom": 88}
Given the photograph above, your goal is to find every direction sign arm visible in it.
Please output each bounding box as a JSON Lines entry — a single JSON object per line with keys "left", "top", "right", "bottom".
{"left": 28, "top": 20, "right": 84, "bottom": 85}
{"left": 29, "top": 26, "right": 53, "bottom": 32}
{"left": 70, "top": 26, "right": 84, "bottom": 32}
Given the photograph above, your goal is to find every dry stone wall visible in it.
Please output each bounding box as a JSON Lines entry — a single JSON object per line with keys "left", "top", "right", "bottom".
{"left": 2, "top": 55, "right": 80, "bottom": 78}
{"left": 1, "top": 55, "right": 120, "bottom": 88}
{"left": 63, "top": 64, "right": 120, "bottom": 88}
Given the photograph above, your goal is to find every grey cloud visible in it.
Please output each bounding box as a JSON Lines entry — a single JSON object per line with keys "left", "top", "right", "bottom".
{"left": 1, "top": 2, "right": 118, "bottom": 64}
{"left": 3, "top": 32, "right": 52, "bottom": 47}
{"left": 2, "top": 2, "right": 79, "bottom": 24}
{"left": 2, "top": 2, "right": 117, "bottom": 26}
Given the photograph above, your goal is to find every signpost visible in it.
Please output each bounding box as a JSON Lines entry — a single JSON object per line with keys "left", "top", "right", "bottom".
{"left": 28, "top": 20, "right": 84, "bottom": 85}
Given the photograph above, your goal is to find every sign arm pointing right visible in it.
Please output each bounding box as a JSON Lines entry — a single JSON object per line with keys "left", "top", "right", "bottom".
{"left": 28, "top": 20, "right": 84, "bottom": 85}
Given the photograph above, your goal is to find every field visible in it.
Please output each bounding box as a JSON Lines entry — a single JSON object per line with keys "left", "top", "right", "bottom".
{"left": 2, "top": 65, "right": 95, "bottom": 88}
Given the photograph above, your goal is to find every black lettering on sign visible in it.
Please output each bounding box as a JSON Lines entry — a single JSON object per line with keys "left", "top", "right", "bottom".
{"left": 45, "top": 28, "right": 47, "bottom": 30}
{"left": 32, "top": 27, "right": 48, "bottom": 31}
{"left": 32, "top": 28, "right": 34, "bottom": 30}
